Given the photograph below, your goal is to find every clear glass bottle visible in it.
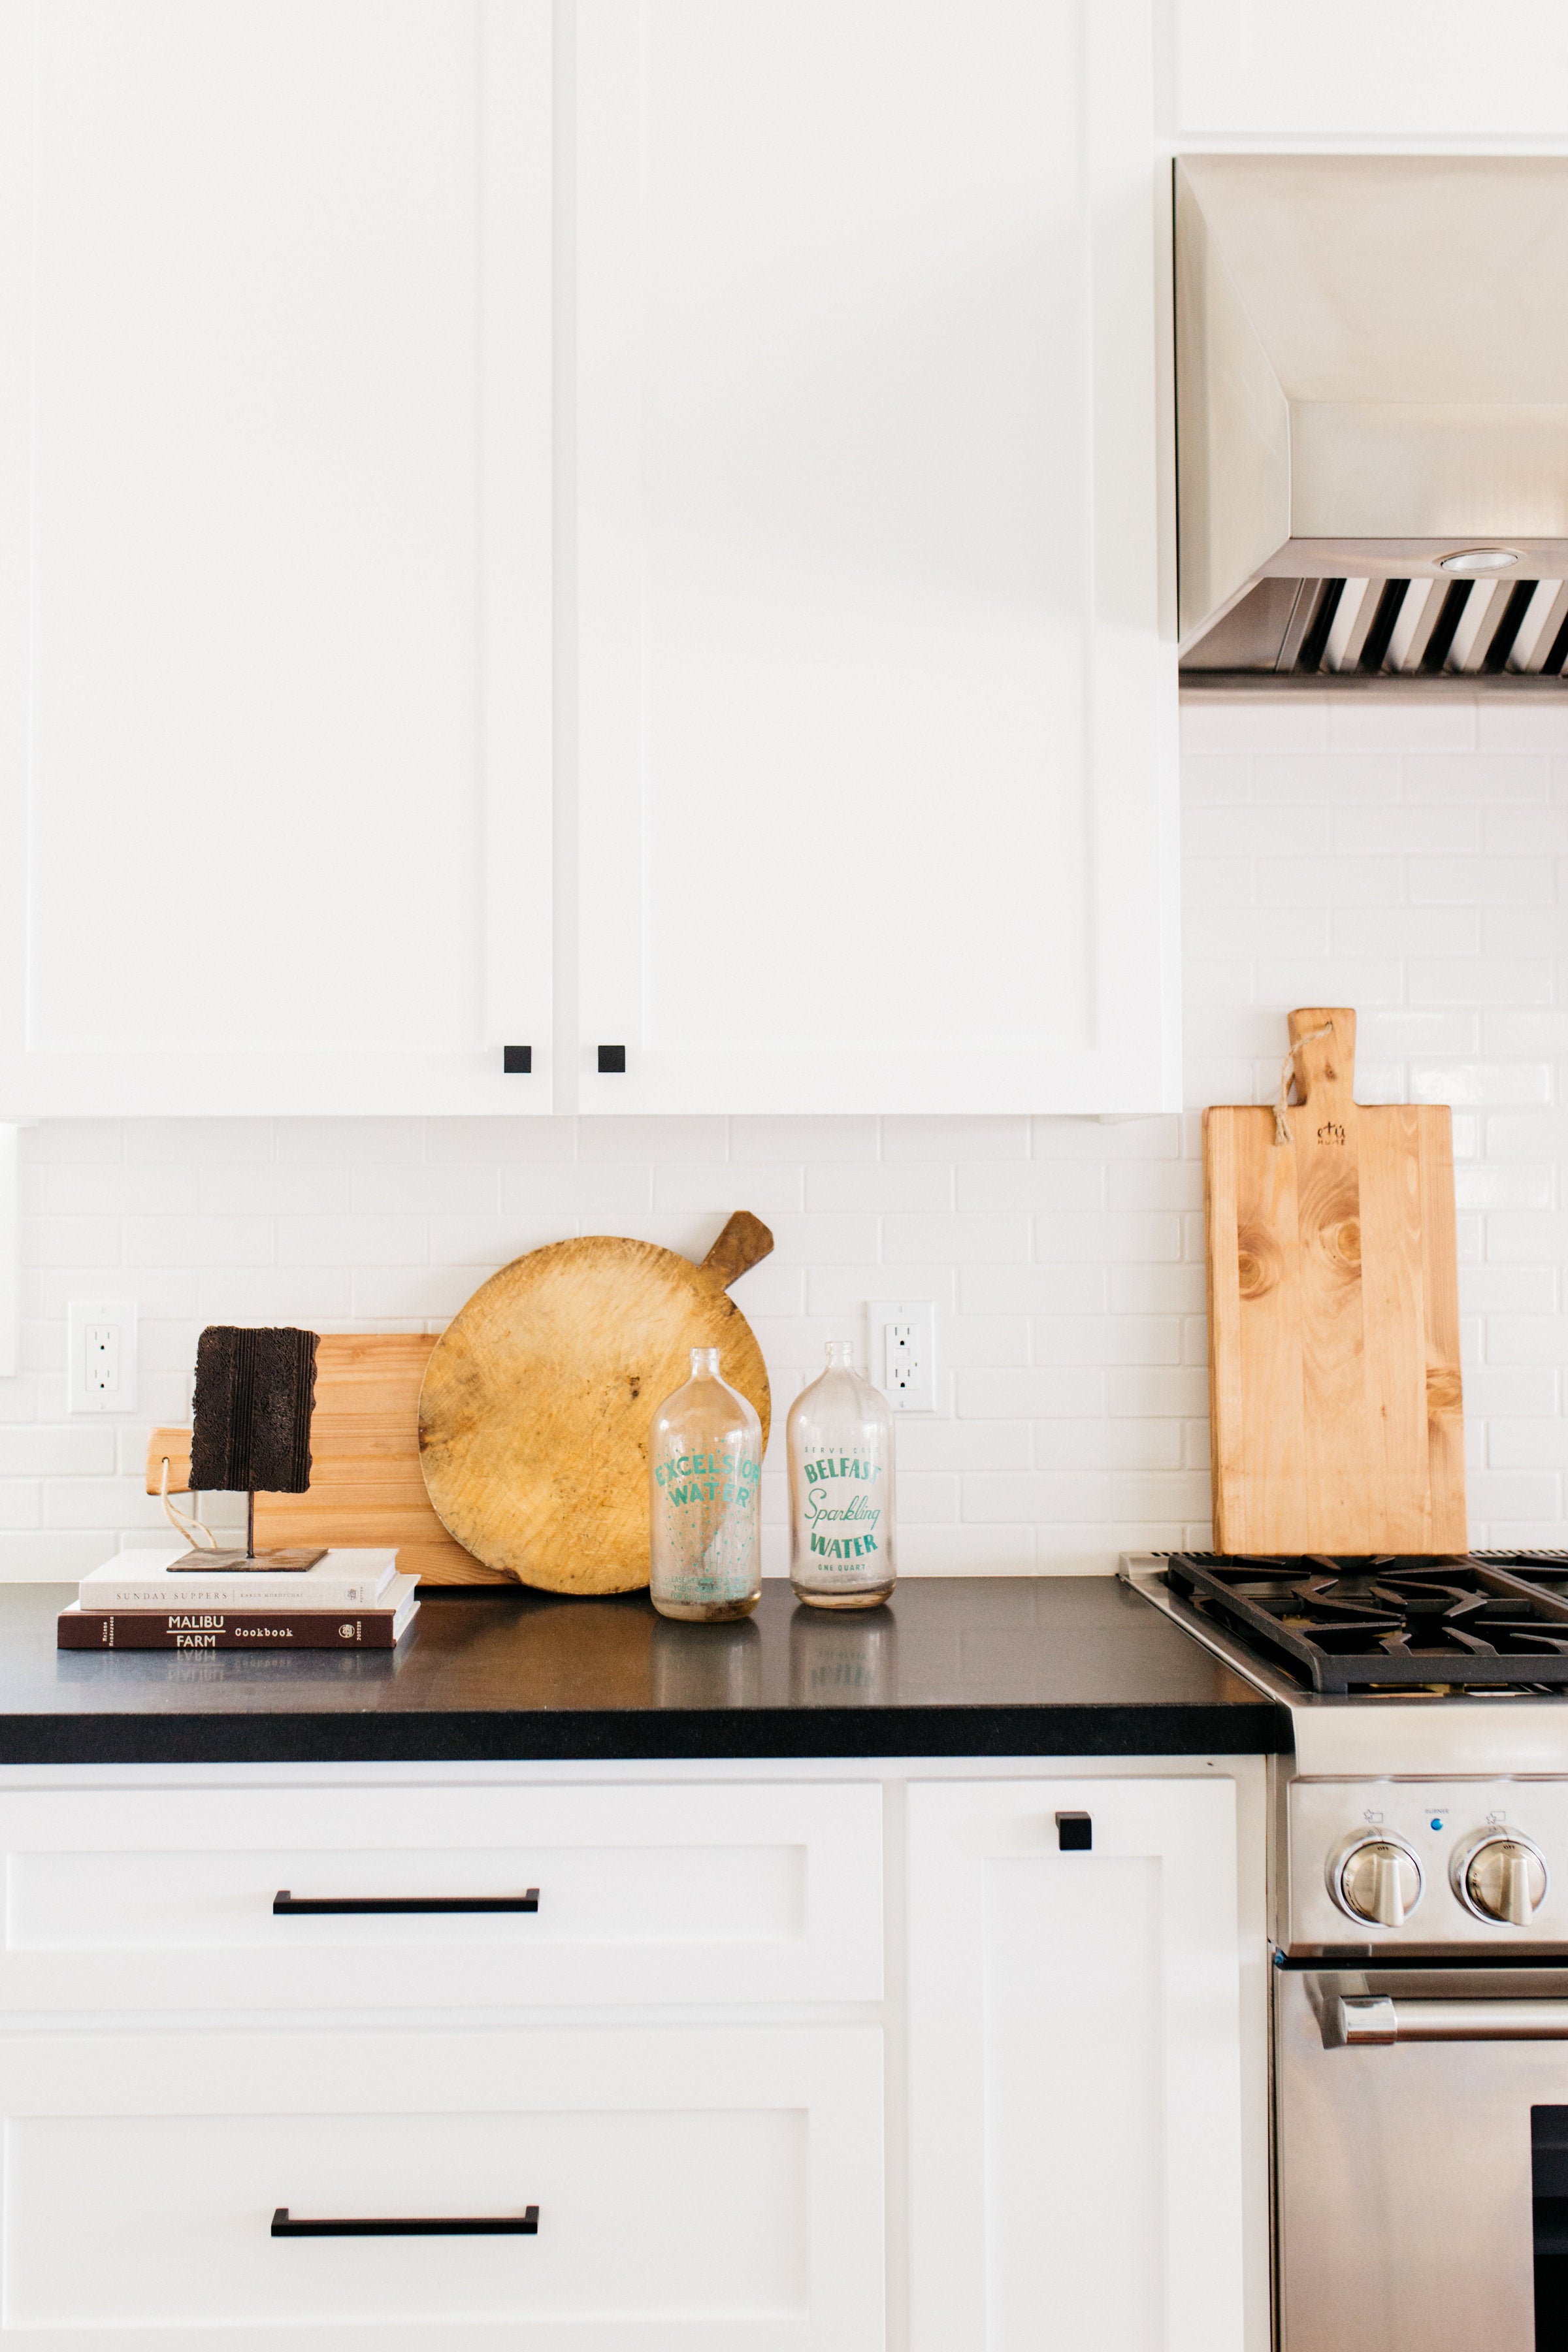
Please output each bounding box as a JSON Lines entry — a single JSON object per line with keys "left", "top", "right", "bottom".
{"left": 787, "top": 1341, "right": 895, "bottom": 1609}
{"left": 648, "top": 1348, "right": 762, "bottom": 1622}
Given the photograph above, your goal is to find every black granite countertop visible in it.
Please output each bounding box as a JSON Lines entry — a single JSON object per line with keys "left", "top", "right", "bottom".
{"left": 0, "top": 1578, "right": 1288, "bottom": 1765}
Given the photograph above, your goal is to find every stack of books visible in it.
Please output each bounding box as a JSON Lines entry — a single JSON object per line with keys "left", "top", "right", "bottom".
{"left": 57, "top": 1548, "right": 419, "bottom": 1651}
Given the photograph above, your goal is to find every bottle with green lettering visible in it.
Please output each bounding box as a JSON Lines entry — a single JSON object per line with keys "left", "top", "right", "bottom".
{"left": 787, "top": 1341, "right": 895, "bottom": 1609}
{"left": 648, "top": 1348, "right": 763, "bottom": 1621}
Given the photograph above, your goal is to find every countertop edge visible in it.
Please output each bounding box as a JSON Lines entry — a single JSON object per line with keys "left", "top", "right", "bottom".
{"left": 0, "top": 1701, "right": 1293, "bottom": 1767}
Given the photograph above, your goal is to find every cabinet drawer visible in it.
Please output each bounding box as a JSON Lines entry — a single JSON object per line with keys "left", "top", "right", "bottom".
{"left": 0, "top": 2025, "right": 884, "bottom": 2348}
{"left": 0, "top": 1783, "right": 883, "bottom": 2013}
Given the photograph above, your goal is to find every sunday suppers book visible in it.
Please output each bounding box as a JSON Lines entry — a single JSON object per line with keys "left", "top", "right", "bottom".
{"left": 78, "top": 1547, "right": 400, "bottom": 1610}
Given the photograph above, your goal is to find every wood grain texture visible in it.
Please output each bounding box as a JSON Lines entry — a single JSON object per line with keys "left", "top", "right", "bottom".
{"left": 146, "top": 1337, "right": 500, "bottom": 1586}
{"left": 417, "top": 1219, "right": 774, "bottom": 1595}
{"left": 1205, "top": 1008, "right": 1467, "bottom": 1555}
{"left": 144, "top": 1428, "right": 193, "bottom": 1497}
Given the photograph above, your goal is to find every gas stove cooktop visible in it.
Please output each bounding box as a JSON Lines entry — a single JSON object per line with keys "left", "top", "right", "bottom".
{"left": 1121, "top": 1550, "right": 1568, "bottom": 1777}
{"left": 1160, "top": 1550, "right": 1568, "bottom": 1697}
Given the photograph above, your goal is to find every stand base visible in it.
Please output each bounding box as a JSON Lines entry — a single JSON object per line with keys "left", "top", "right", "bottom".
{"left": 168, "top": 1548, "right": 327, "bottom": 1572}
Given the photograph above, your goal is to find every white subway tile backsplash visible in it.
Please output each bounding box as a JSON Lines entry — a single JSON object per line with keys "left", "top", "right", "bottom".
{"left": 1182, "top": 698, "right": 1328, "bottom": 753}
{"left": 884, "top": 1213, "right": 1028, "bottom": 1265}
{"left": 732, "top": 1115, "right": 878, "bottom": 1162}
{"left": 123, "top": 1119, "right": 274, "bottom": 1165}
{"left": 207, "top": 1166, "right": 354, "bottom": 1215}
{"left": 1409, "top": 959, "right": 1555, "bottom": 1005}
{"left": 278, "top": 1216, "right": 427, "bottom": 1267}
{"left": 1485, "top": 807, "right": 1568, "bottom": 855}
{"left": 806, "top": 1162, "right": 953, "bottom": 1212}
{"left": 955, "top": 1163, "right": 1105, "bottom": 1213}
{"left": 196, "top": 1269, "right": 353, "bottom": 1322}
{"left": 1333, "top": 805, "right": 1480, "bottom": 855}
{"left": 1411, "top": 857, "right": 1553, "bottom": 904}
{"left": 958, "top": 1368, "right": 1107, "bottom": 1420}
{"left": 349, "top": 1167, "right": 498, "bottom": 1215}
{"left": 1331, "top": 702, "right": 1476, "bottom": 753}
{"left": 500, "top": 1166, "right": 656, "bottom": 1220}
{"left": 1034, "top": 1213, "right": 1183, "bottom": 1264}
{"left": 275, "top": 1119, "right": 427, "bottom": 1164}
{"left": 883, "top": 1115, "right": 1029, "bottom": 1161}
{"left": 1030, "top": 1316, "right": 1182, "bottom": 1367}
{"left": 1403, "top": 755, "right": 1550, "bottom": 802}
{"left": 427, "top": 1118, "right": 576, "bottom": 1163}
{"left": 958, "top": 1265, "right": 1108, "bottom": 1315}
{"left": 0, "top": 1428, "right": 116, "bottom": 1476}
{"left": 962, "top": 1471, "right": 1110, "bottom": 1524}
{"left": 653, "top": 1164, "right": 804, "bottom": 1214}
{"left": 7, "top": 698, "right": 1568, "bottom": 1574}
{"left": 1252, "top": 751, "right": 1397, "bottom": 801}
{"left": 1477, "top": 706, "right": 1568, "bottom": 753}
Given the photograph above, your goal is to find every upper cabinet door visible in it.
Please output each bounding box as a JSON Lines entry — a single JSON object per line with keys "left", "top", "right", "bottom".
{"left": 574, "top": 0, "right": 1177, "bottom": 1117}
{"left": 1173, "top": 0, "right": 1568, "bottom": 137}
{"left": 0, "top": 0, "right": 553, "bottom": 1117}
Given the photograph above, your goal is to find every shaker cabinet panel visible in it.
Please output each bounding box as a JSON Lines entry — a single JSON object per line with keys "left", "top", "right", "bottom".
{"left": 0, "top": 2026, "right": 884, "bottom": 2348}
{"left": 1172, "top": 0, "right": 1568, "bottom": 135}
{"left": 574, "top": 0, "right": 1175, "bottom": 1116}
{"left": 0, "top": 1779, "right": 883, "bottom": 2012}
{"left": 0, "top": 0, "right": 554, "bottom": 1115}
{"left": 907, "top": 1777, "right": 1246, "bottom": 2352}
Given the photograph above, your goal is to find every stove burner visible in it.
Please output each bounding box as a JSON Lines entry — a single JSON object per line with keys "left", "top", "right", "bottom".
{"left": 1163, "top": 1552, "right": 1568, "bottom": 1695}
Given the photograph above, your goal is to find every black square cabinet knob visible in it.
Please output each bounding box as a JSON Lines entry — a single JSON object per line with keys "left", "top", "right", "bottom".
{"left": 502, "top": 1046, "right": 532, "bottom": 1074}
{"left": 1056, "top": 1811, "right": 1093, "bottom": 1852}
{"left": 597, "top": 1045, "right": 627, "bottom": 1073}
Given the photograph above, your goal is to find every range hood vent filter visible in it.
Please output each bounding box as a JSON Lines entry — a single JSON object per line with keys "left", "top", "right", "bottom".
{"left": 1184, "top": 573, "right": 1568, "bottom": 685}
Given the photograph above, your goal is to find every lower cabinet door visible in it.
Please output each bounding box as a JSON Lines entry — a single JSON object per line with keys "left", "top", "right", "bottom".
{"left": 0, "top": 2027, "right": 883, "bottom": 2349}
{"left": 907, "top": 1778, "right": 1245, "bottom": 2352}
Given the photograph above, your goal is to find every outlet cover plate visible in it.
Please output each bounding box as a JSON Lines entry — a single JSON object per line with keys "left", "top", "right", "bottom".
{"left": 866, "top": 1299, "right": 936, "bottom": 1414}
{"left": 67, "top": 1299, "right": 139, "bottom": 1415}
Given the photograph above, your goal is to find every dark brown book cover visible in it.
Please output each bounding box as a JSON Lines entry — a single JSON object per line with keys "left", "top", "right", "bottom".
{"left": 58, "top": 1597, "right": 416, "bottom": 1651}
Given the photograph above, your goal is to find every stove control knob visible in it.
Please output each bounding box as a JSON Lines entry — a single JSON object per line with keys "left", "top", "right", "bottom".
{"left": 1333, "top": 1837, "right": 1422, "bottom": 1928}
{"left": 1456, "top": 1834, "right": 1548, "bottom": 1926}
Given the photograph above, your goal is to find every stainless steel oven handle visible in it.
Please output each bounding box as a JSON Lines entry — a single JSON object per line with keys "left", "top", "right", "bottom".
{"left": 1340, "top": 1995, "right": 1568, "bottom": 2044}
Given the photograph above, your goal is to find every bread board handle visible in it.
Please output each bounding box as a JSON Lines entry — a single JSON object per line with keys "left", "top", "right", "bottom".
{"left": 701, "top": 1211, "right": 774, "bottom": 1290}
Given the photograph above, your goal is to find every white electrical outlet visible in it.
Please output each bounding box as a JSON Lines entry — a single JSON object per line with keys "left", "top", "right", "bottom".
{"left": 68, "top": 1299, "right": 138, "bottom": 1415}
{"left": 867, "top": 1299, "right": 936, "bottom": 1413}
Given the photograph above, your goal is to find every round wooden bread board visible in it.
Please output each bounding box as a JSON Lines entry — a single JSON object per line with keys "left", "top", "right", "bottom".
{"left": 416, "top": 1213, "right": 773, "bottom": 1594}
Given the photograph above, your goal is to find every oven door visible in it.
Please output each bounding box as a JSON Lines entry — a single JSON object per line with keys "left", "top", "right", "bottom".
{"left": 1279, "top": 1963, "right": 1568, "bottom": 2352}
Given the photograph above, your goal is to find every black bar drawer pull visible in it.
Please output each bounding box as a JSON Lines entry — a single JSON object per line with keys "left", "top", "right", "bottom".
{"left": 272, "top": 2206, "right": 539, "bottom": 2238}
{"left": 273, "top": 1888, "right": 540, "bottom": 1916}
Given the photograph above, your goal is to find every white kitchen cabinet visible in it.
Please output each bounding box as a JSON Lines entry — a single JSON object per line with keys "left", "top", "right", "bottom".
{"left": 575, "top": 0, "right": 1176, "bottom": 1115}
{"left": 0, "top": 2024, "right": 885, "bottom": 2349}
{"left": 0, "top": 0, "right": 555, "bottom": 1117}
{"left": 0, "top": 0, "right": 1177, "bottom": 1120}
{"left": 0, "top": 1753, "right": 1266, "bottom": 2347}
{"left": 907, "top": 1776, "right": 1246, "bottom": 2352}
{"left": 1172, "top": 0, "right": 1568, "bottom": 137}
{"left": 0, "top": 1778, "right": 883, "bottom": 2012}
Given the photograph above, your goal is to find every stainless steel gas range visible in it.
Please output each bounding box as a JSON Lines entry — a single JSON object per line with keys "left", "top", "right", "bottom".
{"left": 1123, "top": 1548, "right": 1568, "bottom": 2352}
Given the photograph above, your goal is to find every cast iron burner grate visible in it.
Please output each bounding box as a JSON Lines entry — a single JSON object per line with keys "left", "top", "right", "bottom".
{"left": 1162, "top": 1552, "right": 1568, "bottom": 1695}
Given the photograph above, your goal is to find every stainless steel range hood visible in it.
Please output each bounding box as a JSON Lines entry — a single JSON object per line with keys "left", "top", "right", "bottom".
{"left": 1177, "top": 155, "right": 1568, "bottom": 688}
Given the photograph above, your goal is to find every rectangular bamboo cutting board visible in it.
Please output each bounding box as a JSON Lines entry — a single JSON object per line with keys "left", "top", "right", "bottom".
{"left": 1203, "top": 1007, "right": 1466, "bottom": 1556}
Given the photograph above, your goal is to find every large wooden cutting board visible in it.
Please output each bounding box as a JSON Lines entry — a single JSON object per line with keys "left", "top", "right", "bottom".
{"left": 1204, "top": 1007, "right": 1466, "bottom": 1556}
{"left": 417, "top": 1213, "right": 774, "bottom": 1595}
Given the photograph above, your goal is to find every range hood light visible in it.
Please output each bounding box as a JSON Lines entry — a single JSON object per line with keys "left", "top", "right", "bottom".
{"left": 1437, "top": 548, "right": 1521, "bottom": 576}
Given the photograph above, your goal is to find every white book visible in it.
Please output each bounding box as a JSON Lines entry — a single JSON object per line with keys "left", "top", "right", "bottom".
{"left": 78, "top": 1546, "right": 402, "bottom": 1612}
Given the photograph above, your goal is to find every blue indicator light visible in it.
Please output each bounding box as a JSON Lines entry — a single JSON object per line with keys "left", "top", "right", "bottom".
{"left": 1430, "top": 1818, "right": 1445, "bottom": 1831}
